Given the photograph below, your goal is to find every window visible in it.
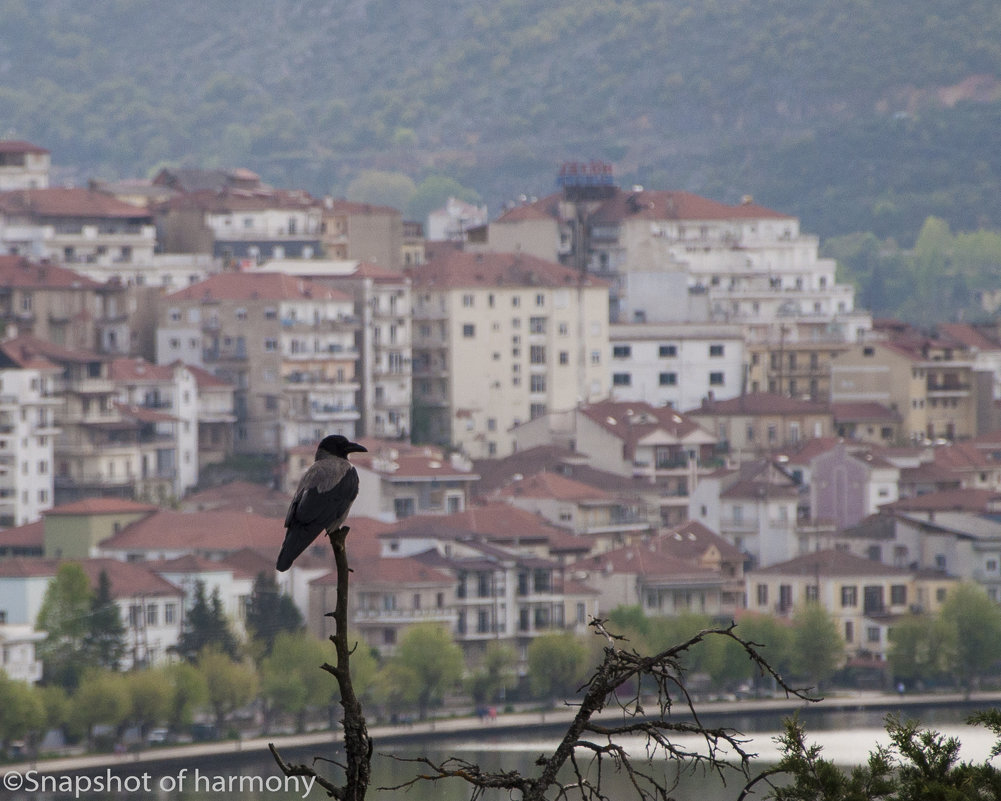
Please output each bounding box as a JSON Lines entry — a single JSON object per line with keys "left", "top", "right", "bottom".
{"left": 866, "top": 626, "right": 881, "bottom": 644}
{"left": 612, "top": 373, "right": 631, "bottom": 386}
{"left": 612, "top": 345, "right": 631, "bottom": 359}
{"left": 756, "top": 584, "right": 768, "bottom": 605}
{"left": 146, "top": 604, "right": 158, "bottom": 625}
{"left": 709, "top": 372, "right": 724, "bottom": 386}
{"left": 530, "top": 345, "right": 546, "bottom": 364}
{"left": 890, "top": 585, "right": 908, "bottom": 605}
{"left": 462, "top": 324, "right": 475, "bottom": 338}
{"left": 659, "top": 344, "right": 677, "bottom": 357}
{"left": 805, "top": 585, "right": 819, "bottom": 602}
{"left": 263, "top": 338, "right": 278, "bottom": 352}
{"left": 558, "top": 322, "right": 569, "bottom": 335}
{"left": 845, "top": 621, "right": 854, "bottom": 642}
{"left": 709, "top": 344, "right": 724, "bottom": 357}
{"left": 530, "top": 374, "right": 546, "bottom": 392}
{"left": 462, "top": 294, "right": 474, "bottom": 307}
{"left": 559, "top": 351, "right": 569, "bottom": 365}
{"left": 512, "top": 296, "right": 521, "bottom": 307}
{"left": 841, "top": 585, "right": 858, "bottom": 607}
{"left": 590, "top": 351, "right": 601, "bottom": 365}
{"left": 529, "top": 317, "right": 546, "bottom": 333}
{"left": 659, "top": 372, "right": 677, "bottom": 386}
{"left": 535, "top": 293, "right": 545, "bottom": 307}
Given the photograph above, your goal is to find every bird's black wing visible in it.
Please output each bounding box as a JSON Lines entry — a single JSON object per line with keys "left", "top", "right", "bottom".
{"left": 277, "top": 464, "right": 359, "bottom": 571}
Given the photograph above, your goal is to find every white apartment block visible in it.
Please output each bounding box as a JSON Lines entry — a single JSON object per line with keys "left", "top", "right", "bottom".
{"left": 412, "top": 251, "right": 609, "bottom": 459}
{"left": 0, "top": 350, "right": 61, "bottom": 527}
{"left": 110, "top": 358, "right": 200, "bottom": 498}
{"left": 254, "top": 259, "right": 413, "bottom": 440}
{"left": 480, "top": 185, "right": 871, "bottom": 346}
{"left": 0, "top": 187, "right": 157, "bottom": 269}
{"left": 157, "top": 272, "right": 361, "bottom": 453}
{"left": 608, "top": 323, "right": 745, "bottom": 409}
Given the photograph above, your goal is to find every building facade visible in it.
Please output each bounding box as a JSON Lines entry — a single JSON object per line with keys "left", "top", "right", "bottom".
{"left": 411, "top": 251, "right": 609, "bottom": 458}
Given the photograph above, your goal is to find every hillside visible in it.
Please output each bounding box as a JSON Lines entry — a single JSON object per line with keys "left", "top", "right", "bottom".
{"left": 2, "top": 0, "right": 1001, "bottom": 242}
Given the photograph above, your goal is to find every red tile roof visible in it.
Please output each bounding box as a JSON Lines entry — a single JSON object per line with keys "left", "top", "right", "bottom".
{"left": 0, "top": 557, "right": 182, "bottom": 598}
{"left": 98, "top": 509, "right": 285, "bottom": 553}
{"left": 180, "top": 480, "right": 290, "bottom": 518}
{"left": 186, "top": 364, "right": 233, "bottom": 389}
{"left": 587, "top": 189, "right": 792, "bottom": 225}
{"left": 311, "top": 555, "right": 452, "bottom": 587}
{"left": 0, "top": 140, "right": 49, "bottom": 154}
{"left": 830, "top": 402, "right": 901, "bottom": 423}
{"left": 0, "top": 187, "right": 151, "bottom": 219}
{"left": 44, "top": 497, "right": 159, "bottom": 516}
{"left": 0, "top": 334, "right": 102, "bottom": 365}
{"left": 661, "top": 520, "right": 745, "bottom": 562}
{"left": 580, "top": 535, "right": 720, "bottom": 581}
{"left": 323, "top": 199, "right": 400, "bottom": 216}
{"left": 577, "top": 399, "right": 710, "bottom": 458}
{"left": 883, "top": 488, "right": 1001, "bottom": 513}
{"left": 0, "top": 521, "right": 44, "bottom": 549}
{"left": 0, "top": 256, "right": 103, "bottom": 290}
{"left": 411, "top": 250, "right": 607, "bottom": 290}
{"left": 689, "top": 392, "right": 830, "bottom": 416}
{"left": 496, "top": 471, "right": 614, "bottom": 502}
{"left": 166, "top": 272, "right": 352, "bottom": 303}
{"left": 109, "top": 357, "right": 176, "bottom": 382}
{"left": 937, "top": 323, "right": 1001, "bottom": 352}
{"left": 750, "top": 549, "right": 910, "bottom": 577}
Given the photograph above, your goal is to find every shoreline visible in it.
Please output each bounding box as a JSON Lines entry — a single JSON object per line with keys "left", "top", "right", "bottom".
{"left": 4, "top": 689, "right": 1000, "bottom": 778}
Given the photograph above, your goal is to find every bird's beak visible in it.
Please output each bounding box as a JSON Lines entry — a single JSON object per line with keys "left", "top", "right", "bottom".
{"left": 348, "top": 443, "right": 368, "bottom": 454}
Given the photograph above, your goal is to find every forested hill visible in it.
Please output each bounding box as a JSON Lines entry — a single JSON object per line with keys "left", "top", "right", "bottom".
{"left": 3, "top": 0, "right": 1001, "bottom": 243}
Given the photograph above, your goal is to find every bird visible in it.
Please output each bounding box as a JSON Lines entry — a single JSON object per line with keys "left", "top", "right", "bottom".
{"left": 277, "top": 434, "right": 367, "bottom": 571}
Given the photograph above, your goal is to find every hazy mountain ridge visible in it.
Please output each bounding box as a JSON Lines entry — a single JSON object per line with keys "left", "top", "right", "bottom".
{"left": 2, "top": 0, "right": 1000, "bottom": 241}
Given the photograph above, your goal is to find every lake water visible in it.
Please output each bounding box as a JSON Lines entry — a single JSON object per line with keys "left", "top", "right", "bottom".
{"left": 5, "top": 705, "right": 999, "bottom": 800}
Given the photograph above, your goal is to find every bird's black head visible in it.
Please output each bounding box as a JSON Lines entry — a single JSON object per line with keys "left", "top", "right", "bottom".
{"left": 316, "top": 434, "right": 367, "bottom": 459}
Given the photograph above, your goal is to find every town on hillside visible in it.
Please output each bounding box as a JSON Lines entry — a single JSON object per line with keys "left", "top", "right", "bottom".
{"left": 3, "top": 142, "right": 1001, "bottom": 726}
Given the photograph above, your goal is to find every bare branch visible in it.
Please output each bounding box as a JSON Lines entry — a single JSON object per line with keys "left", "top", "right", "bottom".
{"left": 270, "top": 526, "right": 372, "bottom": 801}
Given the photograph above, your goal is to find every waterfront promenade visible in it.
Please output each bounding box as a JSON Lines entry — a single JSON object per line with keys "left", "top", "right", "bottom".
{"left": 5, "top": 689, "right": 1001, "bottom": 778}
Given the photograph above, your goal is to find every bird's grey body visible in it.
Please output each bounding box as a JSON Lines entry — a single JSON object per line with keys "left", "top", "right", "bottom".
{"left": 277, "top": 435, "right": 366, "bottom": 571}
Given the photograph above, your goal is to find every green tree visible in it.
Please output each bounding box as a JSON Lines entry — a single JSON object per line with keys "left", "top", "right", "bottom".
{"left": 174, "top": 581, "right": 240, "bottom": 662}
{"left": 406, "top": 175, "right": 482, "bottom": 225}
{"left": 345, "top": 170, "right": 416, "bottom": 212}
{"left": 36, "top": 562, "right": 93, "bottom": 688}
{"left": 887, "top": 613, "right": 952, "bottom": 686}
{"left": 939, "top": 581, "right": 1001, "bottom": 695}
{"left": 124, "top": 670, "right": 172, "bottom": 742}
{"left": 83, "top": 570, "right": 127, "bottom": 671}
{"left": 791, "top": 603, "right": 843, "bottom": 690}
{"left": 467, "top": 640, "right": 517, "bottom": 706}
{"left": 389, "top": 623, "right": 463, "bottom": 720}
{"left": 259, "top": 631, "right": 335, "bottom": 733}
{"left": 69, "top": 670, "right": 130, "bottom": 749}
{"left": 162, "top": 661, "right": 208, "bottom": 736}
{"left": 0, "top": 672, "right": 45, "bottom": 759}
{"left": 527, "top": 631, "right": 589, "bottom": 706}
{"left": 245, "top": 571, "right": 303, "bottom": 656}
{"left": 198, "top": 647, "right": 258, "bottom": 733}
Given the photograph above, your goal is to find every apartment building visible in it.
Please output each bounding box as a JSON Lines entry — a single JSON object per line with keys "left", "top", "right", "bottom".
{"left": 745, "top": 549, "right": 955, "bottom": 661}
{"left": 109, "top": 357, "right": 199, "bottom": 497}
{"left": 686, "top": 392, "right": 834, "bottom": 463}
{"left": 2, "top": 335, "right": 179, "bottom": 505}
{"left": 0, "top": 340, "right": 61, "bottom": 526}
{"left": 745, "top": 339, "right": 851, "bottom": 401}
{"left": 0, "top": 140, "right": 50, "bottom": 190}
{"left": 608, "top": 323, "right": 745, "bottom": 409}
{"left": 411, "top": 251, "right": 609, "bottom": 458}
{"left": 157, "top": 272, "right": 361, "bottom": 453}
{"left": 157, "top": 187, "right": 323, "bottom": 265}
{"left": 320, "top": 198, "right": 405, "bottom": 269}
{"left": 254, "top": 259, "right": 413, "bottom": 439}
{"left": 474, "top": 178, "right": 871, "bottom": 345}
{"left": 0, "top": 187, "right": 157, "bottom": 269}
{"left": 511, "top": 400, "right": 720, "bottom": 526}
{"left": 0, "top": 255, "right": 131, "bottom": 354}
{"left": 830, "top": 338, "right": 987, "bottom": 443}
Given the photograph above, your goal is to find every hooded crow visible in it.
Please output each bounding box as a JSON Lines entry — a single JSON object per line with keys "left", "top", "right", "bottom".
{"left": 277, "top": 434, "right": 367, "bottom": 571}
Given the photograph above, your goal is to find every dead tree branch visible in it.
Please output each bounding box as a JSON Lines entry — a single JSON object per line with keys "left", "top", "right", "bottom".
{"left": 397, "top": 618, "right": 818, "bottom": 801}
{"left": 270, "top": 526, "right": 372, "bottom": 801}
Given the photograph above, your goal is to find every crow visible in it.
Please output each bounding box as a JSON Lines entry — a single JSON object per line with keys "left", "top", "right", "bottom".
{"left": 277, "top": 435, "right": 367, "bottom": 571}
